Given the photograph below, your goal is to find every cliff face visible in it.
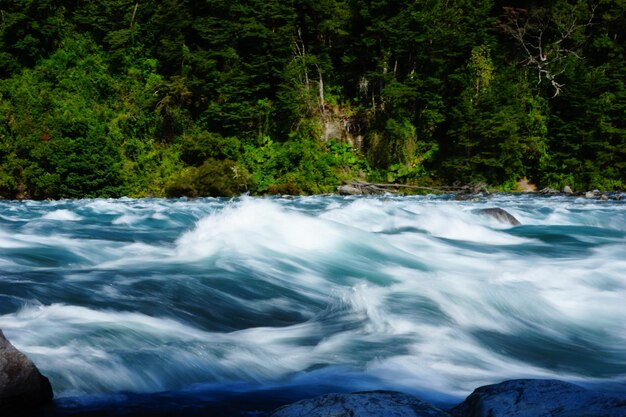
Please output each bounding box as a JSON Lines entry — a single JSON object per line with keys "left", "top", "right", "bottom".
{"left": 320, "top": 105, "right": 367, "bottom": 150}
{"left": 0, "top": 330, "right": 53, "bottom": 412}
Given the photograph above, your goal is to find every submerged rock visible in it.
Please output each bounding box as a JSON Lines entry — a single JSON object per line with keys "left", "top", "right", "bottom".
{"left": 454, "top": 195, "right": 481, "bottom": 202}
{"left": 473, "top": 208, "right": 521, "bottom": 225}
{"left": 0, "top": 330, "right": 53, "bottom": 411}
{"left": 270, "top": 391, "right": 450, "bottom": 417}
{"left": 450, "top": 379, "right": 626, "bottom": 417}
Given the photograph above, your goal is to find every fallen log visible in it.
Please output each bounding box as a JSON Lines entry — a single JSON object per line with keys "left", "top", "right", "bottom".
{"left": 340, "top": 181, "right": 489, "bottom": 195}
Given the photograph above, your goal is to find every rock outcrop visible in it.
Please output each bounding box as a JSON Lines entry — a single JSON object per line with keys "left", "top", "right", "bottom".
{"left": 270, "top": 391, "right": 451, "bottom": 417}
{"left": 0, "top": 330, "right": 53, "bottom": 412}
{"left": 450, "top": 379, "right": 626, "bottom": 417}
{"left": 473, "top": 208, "right": 521, "bottom": 225}
{"left": 515, "top": 178, "right": 536, "bottom": 192}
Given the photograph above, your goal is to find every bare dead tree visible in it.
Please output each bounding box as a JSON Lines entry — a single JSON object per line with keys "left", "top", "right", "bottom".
{"left": 315, "top": 63, "right": 326, "bottom": 117}
{"left": 498, "top": 3, "right": 596, "bottom": 97}
{"left": 130, "top": 1, "right": 140, "bottom": 29}
{"left": 294, "top": 28, "right": 310, "bottom": 90}
{"left": 290, "top": 28, "right": 327, "bottom": 122}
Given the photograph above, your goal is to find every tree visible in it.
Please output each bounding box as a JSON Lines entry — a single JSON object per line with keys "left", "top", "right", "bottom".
{"left": 442, "top": 61, "right": 549, "bottom": 185}
{"left": 0, "top": 0, "right": 70, "bottom": 76}
{"left": 498, "top": 0, "right": 597, "bottom": 97}
{"left": 0, "top": 35, "right": 125, "bottom": 198}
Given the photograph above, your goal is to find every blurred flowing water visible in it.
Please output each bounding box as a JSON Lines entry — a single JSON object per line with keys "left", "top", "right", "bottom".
{"left": 1, "top": 194, "right": 625, "bottom": 413}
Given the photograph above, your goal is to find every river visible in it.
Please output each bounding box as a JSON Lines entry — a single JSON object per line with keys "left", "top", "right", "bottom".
{"left": 1, "top": 194, "right": 625, "bottom": 415}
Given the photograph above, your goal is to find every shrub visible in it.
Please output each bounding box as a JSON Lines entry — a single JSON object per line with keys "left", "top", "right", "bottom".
{"left": 165, "top": 159, "right": 253, "bottom": 197}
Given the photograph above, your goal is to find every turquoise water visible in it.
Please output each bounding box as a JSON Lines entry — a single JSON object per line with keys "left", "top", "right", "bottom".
{"left": 1, "top": 194, "right": 625, "bottom": 411}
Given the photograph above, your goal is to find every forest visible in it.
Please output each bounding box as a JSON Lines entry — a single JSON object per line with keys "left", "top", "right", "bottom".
{"left": 0, "top": 0, "right": 624, "bottom": 199}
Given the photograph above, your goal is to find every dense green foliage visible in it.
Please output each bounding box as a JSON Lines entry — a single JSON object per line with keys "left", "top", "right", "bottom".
{"left": 0, "top": 0, "right": 624, "bottom": 198}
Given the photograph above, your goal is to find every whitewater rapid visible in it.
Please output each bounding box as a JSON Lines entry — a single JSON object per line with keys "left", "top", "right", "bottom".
{"left": 0, "top": 194, "right": 625, "bottom": 403}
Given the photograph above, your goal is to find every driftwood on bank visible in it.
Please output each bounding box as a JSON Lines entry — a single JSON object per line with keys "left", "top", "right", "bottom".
{"left": 338, "top": 181, "right": 489, "bottom": 195}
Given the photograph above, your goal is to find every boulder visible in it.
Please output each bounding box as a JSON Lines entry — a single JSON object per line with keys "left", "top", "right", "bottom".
{"left": 585, "top": 191, "right": 595, "bottom": 198}
{"left": 473, "top": 208, "right": 521, "bottom": 226}
{"left": 270, "top": 391, "right": 451, "bottom": 417}
{"left": 450, "top": 379, "right": 626, "bottom": 417}
{"left": 0, "top": 330, "right": 53, "bottom": 411}
{"left": 562, "top": 185, "right": 573, "bottom": 194}
{"left": 337, "top": 184, "right": 363, "bottom": 195}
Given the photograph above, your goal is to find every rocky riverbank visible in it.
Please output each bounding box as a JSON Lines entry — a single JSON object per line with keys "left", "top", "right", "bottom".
{"left": 337, "top": 181, "right": 625, "bottom": 201}
{"left": 270, "top": 380, "right": 626, "bottom": 417}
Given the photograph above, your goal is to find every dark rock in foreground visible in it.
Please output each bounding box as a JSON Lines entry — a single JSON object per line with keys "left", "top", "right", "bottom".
{"left": 450, "top": 379, "right": 626, "bottom": 417}
{"left": 268, "top": 380, "right": 626, "bottom": 417}
{"left": 269, "top": 391, "right": 451, "bottom": 417}
{"left": 0, "top": 330, "right": 53, "bottom": 412}
{"left": 473, "top": 208, "right": 521, "bottom": 225}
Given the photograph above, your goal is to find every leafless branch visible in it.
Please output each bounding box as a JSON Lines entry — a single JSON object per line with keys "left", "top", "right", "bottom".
{"left": 498, "top": 3, "right": 597, "bottom": 97}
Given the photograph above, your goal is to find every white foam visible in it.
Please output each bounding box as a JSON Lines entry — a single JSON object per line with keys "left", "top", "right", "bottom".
{"left": 83, "top": 199, "right": 129, "bottom": 214}
{"left": 176, "top": 199, "right": 342, "bottom": 260}
{"left": 0, "top": 303, "right": 327, "bottom": 393}
{"left": 42, "top": 209, "right": 82, "bottom": 221}
{"left": 0, "top": 233, "right": 30, "bottom": 249}
{"left": 0, "top": 304, "right": 207, "bottom": 340}
{"left": 418, "top": 207, "right": 528, "bottom": 244}
{"left": 112, "top": 213, "right": 144, "bottom": 225}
